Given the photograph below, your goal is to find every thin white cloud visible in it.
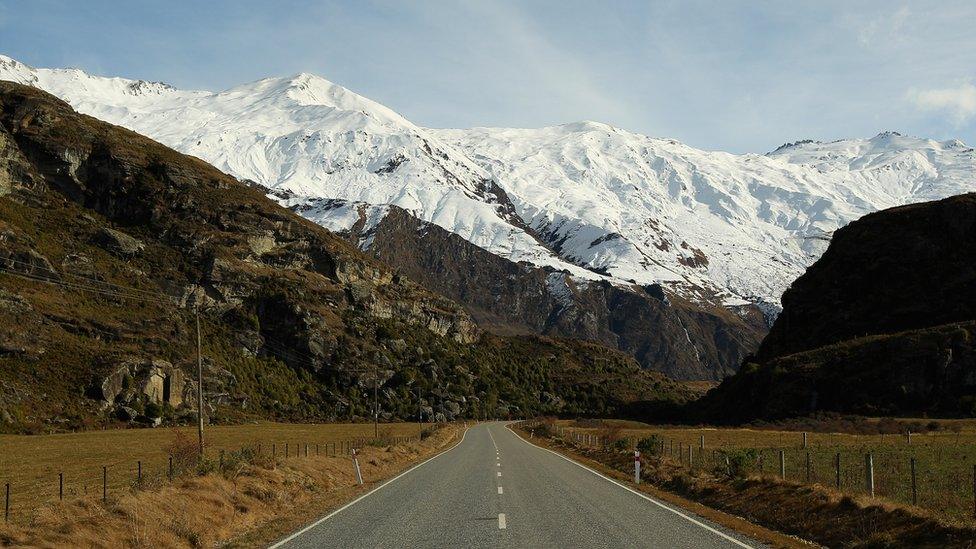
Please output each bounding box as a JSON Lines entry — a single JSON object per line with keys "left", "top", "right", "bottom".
{"left": 909, "top": 83, "right": 976, "bottom": 124}
{"left": 857, "top": 5, "right": 910, "bottom": 46}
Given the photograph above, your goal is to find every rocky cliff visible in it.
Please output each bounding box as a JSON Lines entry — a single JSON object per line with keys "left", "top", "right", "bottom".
{"left": 310, "top": 202, "right": 766, "bottom": 381}
{"left": 0, "top": 82, "right": 692, "bottom": 432}
{"left": 696, "top": 194, "right": 976, "bottom": 420}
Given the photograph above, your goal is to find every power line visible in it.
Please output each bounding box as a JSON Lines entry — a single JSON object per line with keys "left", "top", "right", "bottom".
{"left": 0, "top": 256, "right": 168, "bottom": 300}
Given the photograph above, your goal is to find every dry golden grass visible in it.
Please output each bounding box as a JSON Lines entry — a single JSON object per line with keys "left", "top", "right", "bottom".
{"left": 0, "top": 424, "right": 459, "bottom": 548}
{"left": 519, "top": 422, "right": 976, "bottom": 548}
{"left": 557, "top": 419, "right": 976, "bottom": 524}
{"left": 0, "top": 421, "right": 424, "bottom": 522}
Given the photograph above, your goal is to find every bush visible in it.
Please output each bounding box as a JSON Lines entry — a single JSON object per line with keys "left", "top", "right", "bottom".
{"left": 529, "top": 417, "right": 556, "bottom": 438}
{"left": 164, "top": 429, "right": 200, "bottom": 474}
{"left": 718, "top": 448, "right": 759, "bottom": 479}
{"left": 144, "top": 401, "right": 163, "bottom": 419}
{"left": 636, "top": 434, "right": 662, "bottom": 455}
{"left": 611, "top": 438, "right": 631, "bottom": 452}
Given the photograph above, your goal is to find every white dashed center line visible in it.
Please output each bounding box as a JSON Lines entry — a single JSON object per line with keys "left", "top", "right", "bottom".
{"left": 498, "top": 513, "right": 507, "bottom": 529}
{"left": 497, "top": 471, "right": 502, "bottom": 477}
{"left": 497, "top": 486, "right": 503, "bottom": 494}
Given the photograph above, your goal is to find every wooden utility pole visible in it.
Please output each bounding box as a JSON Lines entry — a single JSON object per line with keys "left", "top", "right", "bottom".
{"left": 373, "top": 362, "right": 379, "bottom": 439}
{"left": 196, "top": 312, "right": 204, "bottom": 457}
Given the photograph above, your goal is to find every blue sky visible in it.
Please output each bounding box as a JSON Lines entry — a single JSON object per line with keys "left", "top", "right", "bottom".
{"left": 2, "top": 0, "right": 974, "bottom": 153}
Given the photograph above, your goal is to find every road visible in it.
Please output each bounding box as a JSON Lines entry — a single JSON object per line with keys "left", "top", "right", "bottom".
{"left": 273, "top": 422, "right": 762, "bottom": 548}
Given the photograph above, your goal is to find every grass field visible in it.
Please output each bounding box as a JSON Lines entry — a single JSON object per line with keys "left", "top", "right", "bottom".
{"left": 0, "top": 421, "right": 424, "bottom": 520}
{"left": 556, "top": 419, "right": 976, "bottom": 523}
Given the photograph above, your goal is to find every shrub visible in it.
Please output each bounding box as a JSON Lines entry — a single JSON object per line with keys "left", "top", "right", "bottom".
{"left": 164, "top": 429, "right": 200, "bottom": 474}
{"left": 529, "top": 417, "right": 556, "bottom": 438}
{"left": 611, "top": 438, "right": 631, "bottom": 452}
{"left": 636, "top": 434, "right": 663, "bottom": 455}
{"left": 144, "top": 401, "right": 163, "bottom": 419}
{"left": 718, "top": 448, "right": 759, "bottom": 479}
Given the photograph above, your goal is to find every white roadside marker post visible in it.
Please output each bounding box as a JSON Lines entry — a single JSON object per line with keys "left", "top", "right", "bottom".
{"left": 634, "top": 449, "right": 641, "bottom": 485}
{"left": 352, "top": 448, "right": 363, "bottom": 485}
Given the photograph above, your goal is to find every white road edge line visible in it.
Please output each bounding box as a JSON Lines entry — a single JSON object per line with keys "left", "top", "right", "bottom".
{"left": 269, "top": 426, "right": 470, "bottom": 548}
{"left": 498, "top": 513, "right": 507, "bottom": 529}
{"left": 505, "top": 424, "right": 753, "bottom": 549}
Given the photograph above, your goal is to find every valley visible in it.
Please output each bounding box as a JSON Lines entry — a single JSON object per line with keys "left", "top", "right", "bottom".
{"left": 1, "top": 10, "right": 976, "bottom": 546}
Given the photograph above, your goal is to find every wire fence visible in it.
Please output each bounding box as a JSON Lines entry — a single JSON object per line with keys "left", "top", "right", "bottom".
{"left": 0, "top": 433, "right": 421, "bottom": 524}
{"left": 533, "top": 422, "right": 976, "bottom": 524}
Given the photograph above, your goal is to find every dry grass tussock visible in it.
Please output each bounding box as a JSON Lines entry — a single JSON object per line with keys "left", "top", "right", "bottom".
{"left": 0, "top": 426, "right": 459, "bottom": 548}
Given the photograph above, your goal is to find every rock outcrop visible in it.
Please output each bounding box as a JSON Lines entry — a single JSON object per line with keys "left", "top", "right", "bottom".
{"left": 696, "top": 194, "right": 976, "bottom": 420}
{"left": 331, "top": 204, "right": 766, "bottom": 380}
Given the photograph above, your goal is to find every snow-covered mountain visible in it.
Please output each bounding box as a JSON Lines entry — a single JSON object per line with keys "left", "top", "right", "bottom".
{"left": 3, "top": 54, "right": 973, "bottom": 309}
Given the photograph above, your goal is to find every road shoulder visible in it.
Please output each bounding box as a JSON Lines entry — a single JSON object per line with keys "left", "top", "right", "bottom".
{"left": 506, "top": 423, "right": 813, "bottom": 549}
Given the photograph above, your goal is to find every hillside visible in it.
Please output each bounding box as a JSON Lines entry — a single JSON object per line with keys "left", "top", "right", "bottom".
{"left": 4, "top": 56, "right": 974, "bottom": 381}
{"left": 696, "top": 194, "right": 976, "bottom": 420}
{"left": 0, "top": 82, "right": 693, "bottom": 432}
{"left": 291, "top": 198, "right": 766, "bottom": 380}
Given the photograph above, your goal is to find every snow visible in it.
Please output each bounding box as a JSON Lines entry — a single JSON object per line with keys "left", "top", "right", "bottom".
{"left": 4, "top": 54, "right": 973, "bottom": 306}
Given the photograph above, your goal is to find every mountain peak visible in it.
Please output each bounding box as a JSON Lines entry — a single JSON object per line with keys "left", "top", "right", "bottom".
{"left": 559, "top": 120, "right": 616, "bottom": 133}
{"left": 871, "top": 130, "right": 904, "bottom": 140}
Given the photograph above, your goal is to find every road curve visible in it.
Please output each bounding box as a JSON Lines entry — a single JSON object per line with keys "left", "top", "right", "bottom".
{"left": 272, "top": 422, "right": 763, "bottom": 548}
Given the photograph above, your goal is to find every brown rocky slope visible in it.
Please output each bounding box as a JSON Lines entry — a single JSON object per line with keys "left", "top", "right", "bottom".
{"left": 299, "top": 201, "right": 766, "bottom": 381}
{"left": 695, "top": 193, "right": 976, "bottom": 420}
{"left": 0, "top": 82, "right": 692, "bottom": 432}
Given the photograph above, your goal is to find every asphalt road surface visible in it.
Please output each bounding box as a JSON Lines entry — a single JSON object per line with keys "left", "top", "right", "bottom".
{"left": 273, "top": 422, "right": 763, "bottom": 549}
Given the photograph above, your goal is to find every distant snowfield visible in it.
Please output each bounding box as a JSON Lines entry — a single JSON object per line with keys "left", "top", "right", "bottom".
{"left": 3, "top": 54, "right": 973, "bottom": 307}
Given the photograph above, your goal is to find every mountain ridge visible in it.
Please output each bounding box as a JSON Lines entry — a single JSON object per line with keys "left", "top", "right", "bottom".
{"left": 3, "top": 55, "right": 971, "bottom": 309}
{"left": 3, "top": 55, "right": 973, "bottom": 381}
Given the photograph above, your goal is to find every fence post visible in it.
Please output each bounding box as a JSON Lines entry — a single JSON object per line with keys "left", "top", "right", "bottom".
{"left": 169, "top": 456, "right": 174, "bottom": 480}
{"left": 865, "top": 453, "right": 874, "bottom": 497}
{"left": 802, "top": 432, "right": 808, "bottom": 449}
{"left": 834, "top": 453, "right": 841, "bottom": 489}
{"left": 910, "top": 457, "right": 917, "bottom": 505}
{"left": 286, "top": 443, "right": 289, "bottom": 458}
{"left": 699, "top": 434, "right": 704, "bottom": 450}
{"left": 59, "top": 472, "right": 64, "bottom": 501}
{"left": 273, "top": 443, "right": 277, "bottom": 457}
{"left": 4, "top": 483, "right": 8, "bottom": 522}
{"left": 138, "top": 460, "right": 142, "bottom": 484}
{"left": 305, "top": 443, "right": 309, "bottom": 458}
{"left": 688, "top": 445, "right": 693, "bottom": 470}
{"left": 102, "top": 466, "right": 107, "bottom": 504}
{"left": 779, "top": 450, "right": 786, "bottom": 480}
{"left": 805, "top": 452, "right": 811, "bottom": 483}
{"left": 907, "top": 430, "right": 912, "bottom": 445}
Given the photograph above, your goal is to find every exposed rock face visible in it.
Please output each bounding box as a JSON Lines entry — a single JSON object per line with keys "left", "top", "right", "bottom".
{"left": 334, "top": 205, "right": 766, "bottom": 380}
{"left": 697, "top": 194, "right": 976, "bottom": 420}
{"left": 0, "top": 82, "right": 691, "bottom": 431}
{"left": 100, "top": 359, "right": 186, "bottom": 407}
{"left": 759, "top": 193, "right": 976, "bottom": 361}
{"left": 92, "top": 227, "right": 144, "bottom": 257}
